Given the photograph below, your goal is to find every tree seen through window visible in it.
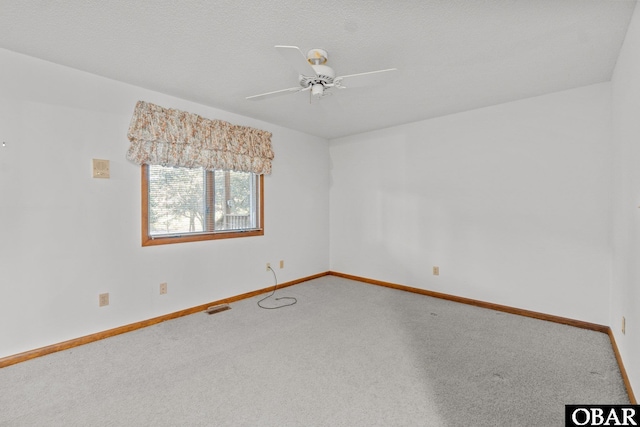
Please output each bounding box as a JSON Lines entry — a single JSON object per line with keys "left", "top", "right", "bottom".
{"left": 148, "top": 165, "right": 258, "bottom": 236}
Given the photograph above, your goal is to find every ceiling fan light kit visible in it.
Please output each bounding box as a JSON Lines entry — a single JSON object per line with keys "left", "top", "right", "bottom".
{"left": 246, "top": 45, "right": 397, "bottom": 101}
{"left": 311, "top": 84, "right": 325, "bottom": 98}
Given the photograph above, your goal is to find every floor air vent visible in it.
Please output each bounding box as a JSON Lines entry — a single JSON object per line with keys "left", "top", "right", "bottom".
{"left": 205, "top": 304, "right": 231, "bottom": 315}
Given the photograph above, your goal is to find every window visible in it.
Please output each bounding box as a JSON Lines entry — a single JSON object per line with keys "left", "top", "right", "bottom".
{"left": 128, "top": 101, "right": 272, "bottom": 246}
{"left": 141, "top": 164, "right": 263, "bottom": 246}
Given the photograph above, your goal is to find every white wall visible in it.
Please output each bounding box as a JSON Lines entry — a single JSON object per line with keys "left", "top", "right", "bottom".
{"left": 611, "top": 2, "right": 640, "bottom": 397}
{"left": 330, "top": 83, "right": 612, "bottom": 325}
{"left": 0, "top": 48, "right": 330, "bottom": 359}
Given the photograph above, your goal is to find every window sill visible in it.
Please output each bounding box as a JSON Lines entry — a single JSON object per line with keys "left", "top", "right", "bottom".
{"left": 142, "top": 229, "right": 264, "bottom": 246}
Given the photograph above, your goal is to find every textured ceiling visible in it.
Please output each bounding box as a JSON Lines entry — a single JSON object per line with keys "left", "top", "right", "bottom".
{"left": 0, "top": 0, "right": 636, "bottom": 139}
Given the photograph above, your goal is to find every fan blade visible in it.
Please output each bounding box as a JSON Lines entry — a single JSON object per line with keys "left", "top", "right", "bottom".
{"left": 334, "top": 68, "right": 397, "bottom": 89}
{"left": 275, "top": 45, "right": 318, "bottom": 77}
{"left": 246, "top": 86, "right": 306, "bottom": 101}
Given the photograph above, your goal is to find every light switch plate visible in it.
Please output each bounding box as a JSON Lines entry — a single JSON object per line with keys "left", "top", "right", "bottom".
{"left": 92, "top": 159, "right": 110, "bottom": 178}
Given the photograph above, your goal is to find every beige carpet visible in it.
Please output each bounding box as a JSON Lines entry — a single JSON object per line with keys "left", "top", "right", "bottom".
{"left": 0, "top": 276, "right": 629, "bottom": 426}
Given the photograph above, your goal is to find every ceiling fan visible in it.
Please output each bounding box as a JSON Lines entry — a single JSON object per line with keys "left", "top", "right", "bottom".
{"left": 246, "top": 45, "right": 397, "bottom": 101}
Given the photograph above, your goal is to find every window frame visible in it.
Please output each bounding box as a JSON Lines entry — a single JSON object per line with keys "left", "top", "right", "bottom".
{"left": 140, "top": 164, "right": 264, "bottom": 246}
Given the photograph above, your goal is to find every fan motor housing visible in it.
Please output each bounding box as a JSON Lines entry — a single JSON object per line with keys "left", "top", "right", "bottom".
{"left": 299, "top": 64, "right": 335, "bottom": 89}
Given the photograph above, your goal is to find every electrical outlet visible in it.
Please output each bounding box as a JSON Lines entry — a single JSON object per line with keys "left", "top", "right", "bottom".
{"left": 433, "top": 266, "right": 440, "bottom": 276}
{"left": 160, "top": 282, "right": 168, "bottom": 295}
{"left": 622, "top": 316, "right": 626, "bottom": 334}
{"left": 266, "top": 263, "right": 271, "bottom": 271}
{"left": 279, "top": 260, "right": 284, "bottom": 269}
{"left": 99, "top": 293, "right": 109, "bottom": 307}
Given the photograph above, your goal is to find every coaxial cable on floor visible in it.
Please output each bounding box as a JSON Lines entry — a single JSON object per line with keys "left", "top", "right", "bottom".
{"left": 257, "top": 266, "right": 297, "bottom": 309}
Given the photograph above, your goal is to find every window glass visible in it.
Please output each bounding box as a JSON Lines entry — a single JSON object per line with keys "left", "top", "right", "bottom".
{"left": 142, "top": 165, "right": 263, "bottom": 245}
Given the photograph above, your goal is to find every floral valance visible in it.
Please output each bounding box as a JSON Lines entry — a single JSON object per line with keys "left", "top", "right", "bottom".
{"left": 126, "top": 101, "right": 274, "bottom": 174}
